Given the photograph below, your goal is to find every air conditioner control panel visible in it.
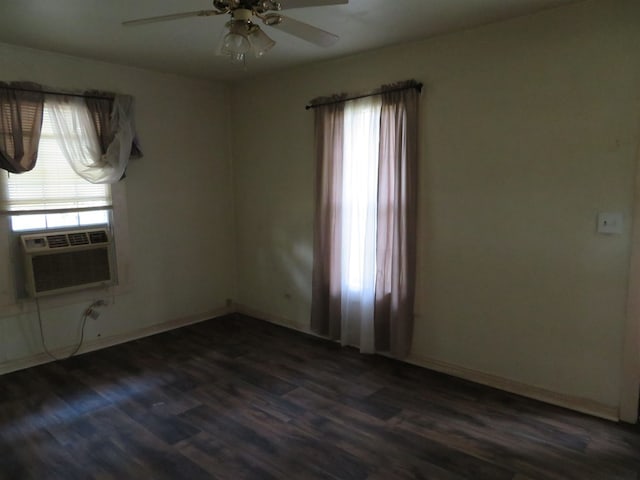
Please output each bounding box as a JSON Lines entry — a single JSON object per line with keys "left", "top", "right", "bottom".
{"left": 23, "top": 236, "right": 47, "bottom": 250}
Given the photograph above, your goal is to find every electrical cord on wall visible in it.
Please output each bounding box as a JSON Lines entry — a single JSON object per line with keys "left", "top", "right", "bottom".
{"left": 35, "top": 298, "right": 105, "bottom": 361}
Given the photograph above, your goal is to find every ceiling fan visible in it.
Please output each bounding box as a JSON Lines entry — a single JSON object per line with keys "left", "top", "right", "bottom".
{"left": 123, "top": 0, "right": 348, "bottom": 64}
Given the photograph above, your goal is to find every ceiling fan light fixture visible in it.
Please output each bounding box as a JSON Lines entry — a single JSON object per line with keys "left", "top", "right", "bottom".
{"left": 248, "top": 26, "right": 276, "bottom": 57}
{"left": 230, "top": 52, "right": 247, "bottom": 65}
{"left": 217, "top": 19, "right": 251, "bottom": 59}
{"left": 221, "top": 31, "right": 251, "bottom": 54}
{"left": 217, "top": 19, "right": 275, "bottom": 63}
{"left": 124, "top": 1, "right": 344, "bottom": 68}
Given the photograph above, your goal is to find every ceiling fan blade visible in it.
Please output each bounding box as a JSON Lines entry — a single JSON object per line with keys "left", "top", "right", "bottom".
{"left": 280, "top": 0, "right": 348, "bottom": 9}
{"left": 122, "top": 10, "right": 222, "bottom": 27}
{"left": 268, "top": 15, "right": 339, "bottom": 47}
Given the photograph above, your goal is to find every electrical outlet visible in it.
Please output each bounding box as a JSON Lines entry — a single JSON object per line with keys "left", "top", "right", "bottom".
{"left": 85, "top": 299, "right": 107, "bottom": 320}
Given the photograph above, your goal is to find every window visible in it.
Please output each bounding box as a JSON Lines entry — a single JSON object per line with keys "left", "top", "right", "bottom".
{"left": 0, "top": 84, "right": 138, "bottom": 310}
{"left": 310, "top": 81, "right": 420, "bottom": 358}
{"left": 3, "top": 104, "right": 111, "bottom": 232}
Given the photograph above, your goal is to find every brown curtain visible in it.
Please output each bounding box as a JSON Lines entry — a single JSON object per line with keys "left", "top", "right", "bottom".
{"left": 374, "top": 81, "right": 420, "bottom": 358}
{"left": 310, "top": 82, "right": 420, "bottom": 358}
{"left": 310, "top": 96, "right": 346, "bottom": 338}
{"left": 84, "top": 92, "right": 114, "bottom": 155}
{"left": 84, "top": 91, "right": 143, "bottom": 159}
{"left": 0, "top": 82, "right": 45, "bottom": 173}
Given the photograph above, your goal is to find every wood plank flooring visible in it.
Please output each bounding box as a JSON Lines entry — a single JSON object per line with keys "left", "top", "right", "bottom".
{"left": 0, "top": 314, "right": 638, "bottom": 479}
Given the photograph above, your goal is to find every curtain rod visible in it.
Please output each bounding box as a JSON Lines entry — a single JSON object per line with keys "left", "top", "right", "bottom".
{"left": 1, "top": 85, "right": 113, "bottom": 101}
{"left": 305, "top": 82, "right": 423, "bottom": 110}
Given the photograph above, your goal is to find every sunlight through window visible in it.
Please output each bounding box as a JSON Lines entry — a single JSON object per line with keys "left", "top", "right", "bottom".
{"left": 342, "top": 97, "right": 381, "bottom": 292}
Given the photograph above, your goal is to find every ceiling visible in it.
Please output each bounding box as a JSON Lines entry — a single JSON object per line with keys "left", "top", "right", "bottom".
{"left": 0, "top": 0, "right": 580, "bottom": 82}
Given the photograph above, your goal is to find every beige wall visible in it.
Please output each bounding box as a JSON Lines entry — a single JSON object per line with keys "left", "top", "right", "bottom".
{"left": 231, "top": 0, "right": 640, "bottom": 413}
{"left": 0, "top": 43, "right": 236, "bottom": 364}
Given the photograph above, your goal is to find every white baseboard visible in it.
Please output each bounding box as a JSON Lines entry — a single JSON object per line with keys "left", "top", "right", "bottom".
{"left": 235, "top": 303, "right": 314, "bottom": 335}
{"left": 2, "top": 302, "right": 621, "bottom": 423}
{"left": 0, "top": 305, "right": 232, "bottom": 376}
{"left": 235, "top": 304, "right": 620, "bottom": 422}
{"left": 405, "top": 355, "right": 619, "bottom": 422}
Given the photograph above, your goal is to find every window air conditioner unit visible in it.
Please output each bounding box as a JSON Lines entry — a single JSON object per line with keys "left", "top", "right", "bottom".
{"left": 21, "top": 228, "right": 115, "bottom": 297}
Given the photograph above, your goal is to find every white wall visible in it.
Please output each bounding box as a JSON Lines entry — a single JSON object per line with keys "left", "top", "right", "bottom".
{"left": 0, "top": 43, "right": 236, "bottom": 366}
{"left": 231, "top": 0, "right": 640, "bottom": 415}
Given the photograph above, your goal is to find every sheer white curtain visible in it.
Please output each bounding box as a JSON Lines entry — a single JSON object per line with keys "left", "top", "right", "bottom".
{"left": 340, "top": 96, "right": 381, "bottom": 352}
{"left": 48, "top": 95, "right": 134, "bottom": 184}
{"left": 48, "top": 96, "right": 102, "bottom": 181}
{"left": 311, "top": 80, "right": 420, "bottom": 359}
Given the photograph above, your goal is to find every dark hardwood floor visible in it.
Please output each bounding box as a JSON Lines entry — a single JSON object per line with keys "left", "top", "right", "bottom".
{"left": 0, "top": 314, "right": 638, "bottom": 480}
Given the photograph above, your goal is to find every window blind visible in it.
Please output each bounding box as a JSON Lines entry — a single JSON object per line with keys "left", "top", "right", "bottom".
{"left": 1, "top": 106, "right": 111, "bottom": 212}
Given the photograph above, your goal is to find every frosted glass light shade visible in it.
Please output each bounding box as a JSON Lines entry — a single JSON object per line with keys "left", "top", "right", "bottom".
{"left": 221, "top": 32, "right": 250, "bottom": 54}
{"left": 248, "top": 27, "right": 275, "bottom": 57}
{"left": 216, "top": 20, "right": 276, "bottom": 64}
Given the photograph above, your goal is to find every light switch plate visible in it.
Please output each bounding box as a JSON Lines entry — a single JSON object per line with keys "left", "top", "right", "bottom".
{"left": 597, "top": 212, "right": 623, "bottom": 235}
